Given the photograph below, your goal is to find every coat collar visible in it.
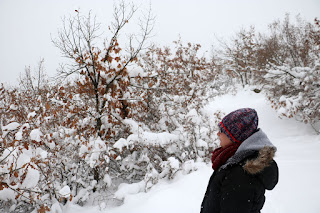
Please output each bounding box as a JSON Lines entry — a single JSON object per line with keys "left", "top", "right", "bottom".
{"left": 219, "top": 129, "right": 276, "bottom": 174}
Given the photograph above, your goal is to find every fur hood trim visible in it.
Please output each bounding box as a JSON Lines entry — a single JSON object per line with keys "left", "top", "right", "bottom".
{"left": 243, "top": 146, "right": 276, "bottom": 174}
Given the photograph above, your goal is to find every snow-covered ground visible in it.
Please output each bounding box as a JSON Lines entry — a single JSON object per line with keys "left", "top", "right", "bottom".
{"left": 64, "top": 88, "right": 320, "bottom": 213}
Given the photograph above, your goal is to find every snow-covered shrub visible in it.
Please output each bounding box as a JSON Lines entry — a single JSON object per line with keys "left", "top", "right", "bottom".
{"left": 103, "top": 40, "right": 223, "bottom": 190}
{"left": 219, "top": 27, "right": 262, "bottom": 87}
{"left": 264, "top": 63, "right": 320, "bottom": 129}
{"left": 260, "top": 17, "right": 320, "bottom": 130}
{"left": 0, "top": 40, "right": 224, "bottom": 210}
{"left": 137, "top": 39, "right": 220, "bottom": 133}
{"left": 217, "top": 15, "right": 320, "bottom": 91}
{"left": 0, "top": 86, "right": 57, "bottom": 212}
{"left": 215, "top": 15, "right": 320, "bottom": 132}
{"left": 111, "top": 107, "right": 223, "bottom": 191}
{"left": 0, "top": 84, "right": 105, "bottom": 211}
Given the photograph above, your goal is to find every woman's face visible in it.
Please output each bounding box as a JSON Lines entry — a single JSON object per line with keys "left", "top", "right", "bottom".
{"left": 217, "top": 131, "right": 233, "bottom": 148}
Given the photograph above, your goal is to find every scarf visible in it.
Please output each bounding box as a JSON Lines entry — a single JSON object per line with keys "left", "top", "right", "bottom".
{"left": 211, "top": 143, "right": 240, "bottom": 171}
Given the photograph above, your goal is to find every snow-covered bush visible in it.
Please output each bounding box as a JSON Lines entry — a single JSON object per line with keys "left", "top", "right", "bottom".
{"left": 137, "top": 39, "right": 220, "bottom": 130}
{"left": 260, "top": 17, "right": 320, "bottom": 130}
{"left": 110, "top": 40, "right": 223, "bottom": 190}
{"left": 111, "top": 110, "right": 222, "bottom": 191}
{"left": 0, "top": 84, "right": 110, "bottom": 211}
{"left": 264, "top": 63, "right": 320, "bottom": 129}
{"left": 0, "top": 40, "right": 223, "bottom": 212}
{"left": 219, "top": 27, "right": 261, "bottom": 87}
{"left": 216, "top": 15, "right": 320, "bottom": 131}
{"left": 0, "top": 86, "right": 58, "bottom": 212}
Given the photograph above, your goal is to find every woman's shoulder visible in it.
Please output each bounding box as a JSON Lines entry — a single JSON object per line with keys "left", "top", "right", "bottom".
{"left": 222, "top": 147, "right": 278, "bottom": 189}
{"left": 243, "top": 146, "right": 276, "bottom": 175}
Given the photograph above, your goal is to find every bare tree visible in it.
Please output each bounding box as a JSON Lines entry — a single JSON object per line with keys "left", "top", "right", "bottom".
{"left": 218, "top": 27, "right": 259, "bottom": 87}
{"left": 52, "top": 1, "right": 155, "bottom": 136}
{"left": 19, "top": 58, "right": 48, "bottom": 96}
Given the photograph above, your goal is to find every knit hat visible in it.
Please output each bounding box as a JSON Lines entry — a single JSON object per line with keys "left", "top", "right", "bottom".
{"left": 218, "top": 108, "right": 258, "bottom": 143}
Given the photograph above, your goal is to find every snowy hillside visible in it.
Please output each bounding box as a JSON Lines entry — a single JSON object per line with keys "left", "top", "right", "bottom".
{"left": 60, "top": 88, "right": 320, "bottom": 213}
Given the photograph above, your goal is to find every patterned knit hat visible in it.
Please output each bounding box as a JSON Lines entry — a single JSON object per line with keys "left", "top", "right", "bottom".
{"left": 218, "top": 108, "right": 258, "bottom": 143}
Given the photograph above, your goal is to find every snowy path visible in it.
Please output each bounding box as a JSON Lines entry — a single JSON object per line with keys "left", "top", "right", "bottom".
{"left": 66, "top": 89, "right": 320, "bottom": 213}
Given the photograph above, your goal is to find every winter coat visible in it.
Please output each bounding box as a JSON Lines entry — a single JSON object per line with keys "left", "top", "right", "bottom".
{"left": 201, "top": 129, "right": 279, "bottom": 213}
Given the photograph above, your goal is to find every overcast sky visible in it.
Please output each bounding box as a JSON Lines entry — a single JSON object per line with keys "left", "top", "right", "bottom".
{"left": 1, "top": 0, "right": 319, "bottom": 85}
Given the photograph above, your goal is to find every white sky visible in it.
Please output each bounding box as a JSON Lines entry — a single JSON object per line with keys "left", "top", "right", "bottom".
{"left": 0, "top": 0, "right": 319, "bottom": 85}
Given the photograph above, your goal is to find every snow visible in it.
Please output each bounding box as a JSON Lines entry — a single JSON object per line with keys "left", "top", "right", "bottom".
{"left": 21, "top": 168, "right": 40, "bottom": 189}
{"left": 27, "top": 111, "right": 37, "bottom": 119}
{"left": 36, "top": 148, "right": 48, "bottom": 159}
{"left": 79, "top": 138, "right": 110, "bottom": 168}
{"left": 0, "top": 188, "right": 15, "bottom": 201}
{"left": 110, "top": 164, "right": 210, "bottom": 213}
{"left": 115, "top": 181, "right": 145, "bottom": 200}
{"left": 186, "top": 108, "right": 202, "bottom": 124}
{"left": 123, "top": 119, "right": 143, "bottom": 135}
{"left": 15, "top": 131, "right": 23, "bottom": 140}
{"left": 87, "top": 138, "right": 107, "bottom": 168}
{"left": 103, "top": 174, "right": 112, "bottom": 187}
{"left": 9, "top": 104, "right": 18, "bottom": 110}
{"left": 15, "top": 151, "right": 31, "bottom": 169}
{"left": 62, "top": 88, "right": 320, "bottom": 213}
{"left": 113, "top": 138, "right": 128, "bottom": 152}
{"left": 29, "top": 128, "right": 43, "bottom": 142}
{"left": 113, "top": 131, "right": 180, "bottom": 151}
{"left": 50, "top": 202, "right": 63, "bottom": 213}
{"left": 2, "top": 122, "right": 20, "bottom": 131}
{"left": 79, "top": 145, "right": 89, "bottom": 155}
{"left": 167, "top": 157, "right": 180, "bottom": 170}
{"left": 139, "top": 132, "right": 180, "bottom": 146}
{"left": 59, "top": 186, "right": 71, "bottom": 198}
{"left": 196, "top": 139, "right": 208, "bottom": 148}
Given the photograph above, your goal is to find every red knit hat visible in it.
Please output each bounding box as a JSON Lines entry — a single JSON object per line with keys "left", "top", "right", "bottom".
{"left": 218, "top": 108, "right": 258, "bottom": 143}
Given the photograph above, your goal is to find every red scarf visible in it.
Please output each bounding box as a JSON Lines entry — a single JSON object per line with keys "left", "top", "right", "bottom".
{"left": 211, "top": 143, "right": 240, "bottom": 171}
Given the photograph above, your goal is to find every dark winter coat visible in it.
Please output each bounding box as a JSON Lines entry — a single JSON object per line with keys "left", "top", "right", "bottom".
{"left": 201, "top": 129, "right": 279, "bottom": 213}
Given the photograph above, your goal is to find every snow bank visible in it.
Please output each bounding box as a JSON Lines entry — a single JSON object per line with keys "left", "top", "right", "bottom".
{"left": 115, "top": 181, "right": 145, "bottom": 200}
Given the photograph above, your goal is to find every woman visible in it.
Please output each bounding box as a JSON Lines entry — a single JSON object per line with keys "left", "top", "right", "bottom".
{"left": 201, "top": 108, "right": 278, "bottom": 213}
